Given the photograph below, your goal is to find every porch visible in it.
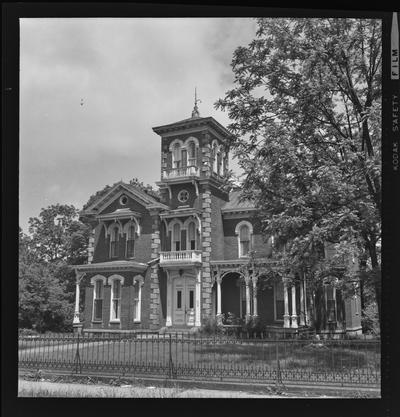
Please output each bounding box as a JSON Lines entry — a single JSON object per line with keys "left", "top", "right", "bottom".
{"left": 211, "top": 260, "right": 310, "bottom": 329}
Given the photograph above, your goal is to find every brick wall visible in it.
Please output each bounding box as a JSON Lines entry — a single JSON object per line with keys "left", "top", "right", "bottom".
{"left": 210, "top": 194, "right": 225, "bottom": 260}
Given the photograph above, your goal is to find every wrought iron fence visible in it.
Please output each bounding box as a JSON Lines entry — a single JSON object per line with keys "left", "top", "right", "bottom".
{"left": 18, "top": 332, "right": 380, "bottom": 386}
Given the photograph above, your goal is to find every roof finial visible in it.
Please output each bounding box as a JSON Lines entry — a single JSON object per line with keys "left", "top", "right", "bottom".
{"left": 191, "top": 87, "right": 201, "bottom": 118}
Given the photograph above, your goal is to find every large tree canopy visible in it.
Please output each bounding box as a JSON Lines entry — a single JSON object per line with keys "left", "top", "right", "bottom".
{"left": 20, "top": 205, "right": 90, "bottom": 332}
{"left": 216, "top": 18, "right": 381, "bottom": 321}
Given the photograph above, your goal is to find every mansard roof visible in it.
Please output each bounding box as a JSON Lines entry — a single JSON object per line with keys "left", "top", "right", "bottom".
{"left": 221, "top": 190, "right": 256, "bottom": 213}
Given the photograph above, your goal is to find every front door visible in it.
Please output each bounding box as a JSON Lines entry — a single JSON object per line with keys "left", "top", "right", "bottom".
{"left": 173, "top": 277, "right": 195, "bottom": 326}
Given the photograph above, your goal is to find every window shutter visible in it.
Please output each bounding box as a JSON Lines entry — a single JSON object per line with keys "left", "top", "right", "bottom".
{"left": 181, "top": 230, "right": 186, "bottom": 250}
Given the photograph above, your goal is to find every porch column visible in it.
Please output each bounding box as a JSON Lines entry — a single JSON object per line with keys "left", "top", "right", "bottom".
{"left": 216, "top": 273, "right": 223, "bottom": 324}
{"left": 195, "top": 267, "right": 201, "bottom": 327}
{"left": 166, "top": 271, "right": 172, "bottom": 327}
{"left": 299, "top": 279, "right": 305, "bottom": 326}
{"left": 291, "top": 284, "right": 298, "bottom": 328}
{"left": 283, "top": 278, "right": 290, "bottom": 328}
{"left": 73, "top": 271, "right": 85, "bottom": 333}
{"left": 252, "top": 275, "right": 258, "bottom": 318}
{"left": 245, "top": 273, "right": 251, "bottom": 321}
{"left": 304, "top": 273, "right": 309, "bottom": 325}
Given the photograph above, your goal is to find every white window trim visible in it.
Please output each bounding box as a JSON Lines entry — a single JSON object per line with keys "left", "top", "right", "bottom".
{"left": 91, "top": 275, "right": 107, "bottom": 322}
{"left": 169, "top": 219, "right": 184, "bottom": 250}
{"left": 123, "top": 220, "right": 137, "bottom": 258}
{"left": 185, "top": 220, "right": 197, "bottom": 250}
{"left": 235, "top": 220, "right": 254, "bottom": 258}
{"left": 133, "top": 275, "right": 144, "bottom": 323}
{"left": 108, "top": 223, "right": 121, "bottom": 259}
{"left": 109, "top": 275, "right": 124, "bottom": 323}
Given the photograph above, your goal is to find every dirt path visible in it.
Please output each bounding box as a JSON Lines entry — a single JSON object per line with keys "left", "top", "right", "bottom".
{"left": 18, "top": 379, "right": 292, "bottom": 398}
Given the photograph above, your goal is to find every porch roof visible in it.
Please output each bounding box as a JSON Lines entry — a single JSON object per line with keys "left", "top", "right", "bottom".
{"left": 75, "top": 260, "right": 148, "bottom": 273}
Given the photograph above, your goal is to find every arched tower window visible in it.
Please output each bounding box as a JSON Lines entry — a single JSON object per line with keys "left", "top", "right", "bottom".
{"left": 188, "top": 141, "right": 196, "bottom": 166}
{"left": 172, "top": 222, "right": 181, "bottom": 251}
{"left": 187, "top": 221, "right": 196, "bottom": 250}
{"left": 217, "top": 151, "right": 222, "bottom": 176}
{"left": 212, "top": 142, "right": 218, "bottom": 173}
{"left": 172, "top": 143, "right": 181, "bottom": 168}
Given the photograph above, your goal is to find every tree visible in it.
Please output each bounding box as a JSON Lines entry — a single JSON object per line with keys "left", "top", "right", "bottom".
{"left": 19, "top": 205, "right": 90, "bottom": 332}
{"left": 216, "top": 18, "right": 381, "bottom": 323}
{"left": 28, "top": 204, "right": 90, "bottom": 264}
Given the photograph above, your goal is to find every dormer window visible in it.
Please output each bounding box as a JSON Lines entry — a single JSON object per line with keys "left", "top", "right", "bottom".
{"left": 109, "top": 224, "right": 120, "bottom": 258}
{"left": 235, "top": 221, "right": 253, "bottom": 258}
{"left": 126, "top": 222, "right": 136, "bottom": 258}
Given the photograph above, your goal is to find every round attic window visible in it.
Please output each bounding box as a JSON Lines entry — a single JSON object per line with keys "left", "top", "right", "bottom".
{"left": 119, "top": 195, "right": 128, "bottom": 205}
{"left": 178, "top": 189, "right": 189, "bottom": 203}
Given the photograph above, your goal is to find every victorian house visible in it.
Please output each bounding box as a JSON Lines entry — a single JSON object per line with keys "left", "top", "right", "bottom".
{"left": 73, "top": 104, "right": 362, "bottom": 336}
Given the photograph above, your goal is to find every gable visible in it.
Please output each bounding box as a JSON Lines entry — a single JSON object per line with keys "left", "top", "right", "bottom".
{"left": 83, "top": 182, "right": 161, "bottom": 215}
{"left": 97, "top": 189, "right": 149, "bottom": 216}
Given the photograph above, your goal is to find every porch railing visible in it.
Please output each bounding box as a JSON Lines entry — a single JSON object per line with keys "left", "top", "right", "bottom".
{"left": 160, "top": 250, "right": 202, "bottom": 264}
{"left": 163, "top": 165, "right": 199, "bottom": 179}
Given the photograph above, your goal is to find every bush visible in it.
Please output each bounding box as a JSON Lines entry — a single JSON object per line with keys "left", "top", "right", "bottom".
{"left": 18, "top": 328, "right": 40, "bottom": 336}
{"left": 361, "top": 303, "right": 380, "bottom": 336}
{"left": 240, "top": 317, "right": 265, "bottom": 338}
{"left": 199, "top": 317, "right": 223, "bottom": 335}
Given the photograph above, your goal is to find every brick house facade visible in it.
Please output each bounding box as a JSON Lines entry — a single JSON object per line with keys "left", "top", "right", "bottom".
{"left": 73, "top": 109, "right": 362, "bottom": 335}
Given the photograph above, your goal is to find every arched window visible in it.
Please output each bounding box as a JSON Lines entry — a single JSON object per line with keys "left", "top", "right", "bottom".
{"left": 212, "top": 143, "right": 218, "bottom": 173}
{"left": 92, "top": 277, "right": 106, "bottom": 321}
{"left": 217, "top": 151, "right": 222, "bottom": 176}
{"left": 235, "top": 221, "right": 253, "bottom": 258}
{"left": 126, "top": 223, "right": 136, "bottom": 258}
{"left": 133, "top": 276, "right": 144, "bottom": 323}
{"left": 172, "top": 143, "right": 181, "bottom": 168}
{"left": 223, "top": 154, "right": 228, "bottom": 175}
{"left": 187, "top": 221, "right": 196, "bottom": 250}
{"left": 109, "top": 224, "right": 120, "bottom": 258}
{"left": 172, "top": 222, "right": 181, "bottom": 251}
{"left": 188, "top": 141, "right": 196, "bottom": 166}
{"left": 109, "top": 276, "right": 124, "bottom": 321}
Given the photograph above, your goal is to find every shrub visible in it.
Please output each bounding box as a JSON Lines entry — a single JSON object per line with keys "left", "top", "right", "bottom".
{"left": 199, "top": 317, "right": 223, "bottom": 335}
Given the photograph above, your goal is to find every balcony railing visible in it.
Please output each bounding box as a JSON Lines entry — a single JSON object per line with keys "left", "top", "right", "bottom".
{"left": 163, "top": 165, "right": 199, "bottom": 179}
{"left": 160, "top": 250, "right": 202, "bottom": 264}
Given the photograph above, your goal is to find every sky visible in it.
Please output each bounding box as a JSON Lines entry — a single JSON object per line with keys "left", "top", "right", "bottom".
{"left": 19, "top": 18, "right": 258, "bottom": 233}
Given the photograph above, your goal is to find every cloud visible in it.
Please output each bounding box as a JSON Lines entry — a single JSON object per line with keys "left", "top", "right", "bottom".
{"left": 19, "top": 18, "right": 257, "bottom": 232}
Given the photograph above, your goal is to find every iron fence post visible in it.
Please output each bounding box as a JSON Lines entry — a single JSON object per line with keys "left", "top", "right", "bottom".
{"left": 74, "top": 332, "right": 82, "bottom": 374}
{"left": 276, "top": 341, "right": 282, "bottom": 386}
